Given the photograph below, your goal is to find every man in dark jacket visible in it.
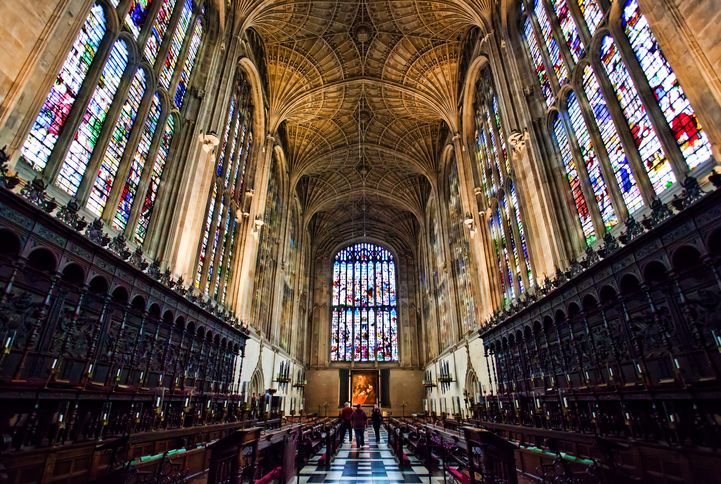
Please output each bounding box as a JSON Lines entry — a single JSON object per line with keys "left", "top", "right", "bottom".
{"left": 371, "top": 405, "right": 383, "bottom": 442}
{"left": 351, "top": 404, "right": 368, "bottom": 447}
{"left": 340, "top": 402, "right": 353, "bottom": 443}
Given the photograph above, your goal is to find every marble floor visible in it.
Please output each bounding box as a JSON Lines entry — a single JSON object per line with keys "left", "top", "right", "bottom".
{"left": 297, "top": 427, "right": 445, "bottom": 484}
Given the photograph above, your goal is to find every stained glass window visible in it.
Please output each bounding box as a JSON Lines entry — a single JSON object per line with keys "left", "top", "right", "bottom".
{"left": 519, "top": 0, "right": 713, "bottom": 250}
{"left": 135, "top": 114, "right": 174, "bottom": 243}
{"left": 473, "top": 69, "right": 533, "bottom": 306}
{"left": 175, "top": 18, "right": 203, "bottom": 108}
{"left": 600, "top": 35, "right": 675, "bottom": 194}
{"left": 145, "top": 0, "right": 176, "bottom": 64}
{"left": 535, "top": 0, "right": 569, "bottom": 86}
{"left": 253, "top": 156, "right": 282, "bottom": 334}
{"left": 57, "top": 39, "right": 129, "bottom": 196}
{"left": 196, "top": 71, "right": 254, "bottom": 300}
{"left": 20, "top": 4, "right": 106, "bottom": 171}
{"left": 114, "top": 94, "right": 161, "bottom": 231}
{"left": 330, "top": 243, "right": 398, "bottom": 362}
{"left": 125, "top": 0, "right": 152, "bottom": 39}
{"left": 523, "top": 15, "right": 554, "bottom": 106}
{"left": 582, "top": 65, "right": 643, "bottom": 213}
{"left": 447, "top": 157, "right": 476, "bottom": 334}
{"left": 20, "top": 0, "right": 206, "bottom": 247}
{"left": 622, "top": 0, "right": 712, "bottom": 170}
{"left": 551, "top": 0, "right": 584, "bottom": 62}
{"left": 566, "top": 91, "right": 618, "bottom": 231}
{"left": 553, "top": 112, "right": 596, "bottom": 244}
{"left": 87, "top": 68, "right": 147, "bottom": 217}
{"left": 159, "top": 0, "right": 192, "bottom": 89}
{"left": 577, "top": 0, "right": 604, "bottom": 35}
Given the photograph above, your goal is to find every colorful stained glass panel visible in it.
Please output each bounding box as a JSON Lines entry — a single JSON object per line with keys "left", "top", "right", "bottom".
{"left": 551, "top": 0, "right": 584, "bottom": 62}
{"left": 57, "top": 39, "right": 129, "bottom": 196}
{"left": 600, "top": 35, "right": 675, "bottom": 194}
{"left": 582, "top": 65, "right": 643, "bottom": 213}
{"left": 535, "top": 0, "right": 569, "bottom": 86}
{"left": 174, "top": 18, "right": 203, "bottom": 108}
{"left": 114, "top": 93, "right": 161, "bottom": 231}
{"left": 330, "top": 243, "right": 398, "bottom": 362}
{"left": 135, "top": 114, "right": 174, "bottom": 243}
{"left": 567, "top": 91, "right": 618, "bottom": 231}
{"left": 523, "top": 15, "right": 554, "bottom": 106}
{"left": 553, "top": 113, "right": 596, "bottom": 244}
{"left": 125, "top": 0, "right": 152, "bottom": 39}
{"left": 21, "top": 4, "right": 106, "bottom": 171}
{"left": 145, "top": 0, "right": 176, "bottom": 64}
{"left": 159, "top": 0, "right": 192, "bottom": 89}
{"left": 87, "top": 68, "right": 146, "bottom": 217}
{"left": 622, "top": 0, "right": 712, "bottom": 170}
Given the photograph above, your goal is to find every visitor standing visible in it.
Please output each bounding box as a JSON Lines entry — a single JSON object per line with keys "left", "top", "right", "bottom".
{"left": 340, "top": 402, "right": 354, "bottom": 443}
{"left": 351, "top": 404, "right": 368, "bottom": 447}
{"left": 371, "top": 405, "right": 383, "bottom": 442}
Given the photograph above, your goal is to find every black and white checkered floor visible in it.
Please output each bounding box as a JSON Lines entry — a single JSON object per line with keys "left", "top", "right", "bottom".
{"left": 297, "top": 427, "right": 445, "bottom": 484}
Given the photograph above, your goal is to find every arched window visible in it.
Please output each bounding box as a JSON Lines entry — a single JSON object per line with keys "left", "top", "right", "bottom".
{"left": 428, "top": 203, "right": 451, "bottom": 349}
{"left": 330, "top": 242, "right": 398, "bottom": 362}
{"left": 473, "top": 68, "right": 532, "bottom": 306}
{"left": 518, "top": 0, "right": 713, "bottom": 247}
{"left": 447, "top": 155, "right": 476, "bottom": 333}
{"left": 253, "top": 154, "right": 283, "bottom": 334}
{"left": 196, "top": 70, "right": 254, "bottom": 301}
{"left": 19, "top": 0, "right": 207, "bottom": 245}
{"left": 279, "top": 204, "right": 300, "bottom": 352}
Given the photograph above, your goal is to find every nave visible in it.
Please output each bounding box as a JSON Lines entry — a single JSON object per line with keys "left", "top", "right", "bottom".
{"left": 1, "top": 0, "right": 721, "bottom": 482}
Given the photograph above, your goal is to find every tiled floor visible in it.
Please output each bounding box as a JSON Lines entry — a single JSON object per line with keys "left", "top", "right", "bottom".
{"left": 298, "top": 427, "right": 445, "bottom": 484}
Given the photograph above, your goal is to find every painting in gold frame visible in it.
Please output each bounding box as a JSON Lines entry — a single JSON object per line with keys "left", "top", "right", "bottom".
{"left": 351, "top": 371, "right": 378, "bottom": 406}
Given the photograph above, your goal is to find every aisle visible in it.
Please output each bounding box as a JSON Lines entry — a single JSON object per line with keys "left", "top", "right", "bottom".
{"left": 297, "top": 427, "right": 445, "bottom": 483}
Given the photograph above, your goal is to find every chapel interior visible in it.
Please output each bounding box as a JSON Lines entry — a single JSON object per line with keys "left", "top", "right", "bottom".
{"left": 0, "top": 0, "right": 720, "bottom": 482}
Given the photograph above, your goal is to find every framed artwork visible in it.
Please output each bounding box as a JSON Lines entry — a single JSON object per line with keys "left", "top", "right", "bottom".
{"left": 351, "top": 371, "right": 378, "bottom": 405}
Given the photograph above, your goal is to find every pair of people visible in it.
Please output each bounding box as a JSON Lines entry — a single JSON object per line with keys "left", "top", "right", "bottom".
{"left": 340, "top": 403, "right": 384, "bottom": 447}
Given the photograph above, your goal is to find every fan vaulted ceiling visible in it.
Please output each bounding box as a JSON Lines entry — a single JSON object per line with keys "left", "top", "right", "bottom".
{"left": 238, "top": 0, "right": 493, "bottom": 254}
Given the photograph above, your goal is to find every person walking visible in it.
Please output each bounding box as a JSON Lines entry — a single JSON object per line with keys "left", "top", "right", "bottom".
{"left": 351, "top": 404, "right": 368, "bottom": 448}
{"left": 340, "top": 402, "right": 354, "bottom": 443}
{"left": 371, "top": 405, "right": 383, "bottom": 442}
